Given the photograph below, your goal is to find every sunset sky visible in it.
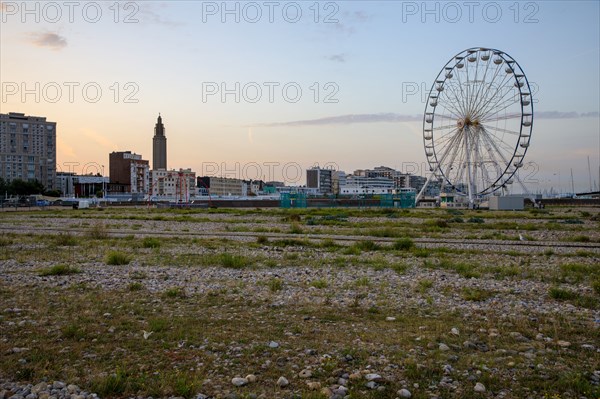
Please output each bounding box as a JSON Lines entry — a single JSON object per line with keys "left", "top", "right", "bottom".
{"left": 1, "top": 1, "right": 599, "bottom": 192}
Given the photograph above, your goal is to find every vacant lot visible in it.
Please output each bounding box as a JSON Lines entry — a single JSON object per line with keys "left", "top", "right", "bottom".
{"left": 1, "top": 206, "right": 599, "bottom": 399}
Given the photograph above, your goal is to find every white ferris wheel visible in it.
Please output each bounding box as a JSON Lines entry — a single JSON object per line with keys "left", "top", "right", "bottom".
{"left": 416, "top": 47, "right": 534, "bottom": 205}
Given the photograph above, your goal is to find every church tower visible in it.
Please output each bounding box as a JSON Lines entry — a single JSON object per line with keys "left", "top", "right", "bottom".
{"left": 153, "top": 114, "right": 167, "bottom": 170}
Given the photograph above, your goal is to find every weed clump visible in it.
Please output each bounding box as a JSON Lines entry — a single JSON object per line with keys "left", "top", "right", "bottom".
{"left": 142, "top": 237, "right": 161, "bottom": 248}
{"left": 461, "top": 287, "right": 493, "bottom": 301}
{"left": 267, "top": 278, "right": 283, "bottom": 292}
{"left": 219, "top": 253, "right": 250, "bottom": 269}
{"left": 310, "top": 279, "right": 328, "bottom": 289}
{"left": 54, "top": 233, "right": 79, "bottom": 246}
{"left": 88, "top": 223, "right": 109, "bottom": 239}
{"left": 393, "top": 237, "right": 414, "bottom": 251}
{"left": 549, "top": 287, "right": 578, "bottom": 301}
{"left": 39, "top": 264, "right": 80, "bottom": 276}
{"left": 106, "top": 251, "right": 132, "bottom": 265}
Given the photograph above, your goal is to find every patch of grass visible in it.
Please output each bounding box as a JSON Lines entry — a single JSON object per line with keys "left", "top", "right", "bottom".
{"left": 148, "top": 317, "right": 170, "bottom": 332}
{"left": 267, "top": 277, "right": 283, "bottom": 292}
{"left": 411, "top": 248, "right": 429, "bottom": 258}
{"left": 467, "top": 217, "right": 485, "bottom": 223}
{"left": 428, "top": 219, "right": 449, "bottom": 228}
{"left": 355, "top": 240, "right": 380, "bottom": 251}
{"left": 256, "top": 235, "right": 269, "bottom": 244}
{"left": 446, "top": 209, "right": 463, "bottom": 215}
{"left": 343, "top": 245, "right": 362, "bottom": 255}
{"left": 355, "top": 277, "right": 371, "bottom": 287}
{"left": 172, "top": 373, "right": 196, "bottom": 399}
{"left": 62, "top": 323, "right": 86, "bottom": 340}
{"left": 128, "top": 282, "right": 144, "bottom": 291}
{"left": 417, "top": 278, "right": 433, "bottom": 293}
{"left": 310, "top": 279, "right": 328, "bottom": 289}
{"left": 54, "top": 233, "right": 79, "bottom": 246}
{"left": 289, "top": 223, "right": 304, "bottom": 234}
{"left": 284, "top": 252, "right": 299, "bottom": 261}
{"left": 593, "top": 280, "right": 600, "bottom": 296}
{"left": 562, "top": 218, "right": 584, "bottom": 224}
{"left": 219, "top": 253, "right": 251, "bottom": 269}
{"left": 487, "top": 265, "right": 521, "bottom": 279}
{"left": 392, "top": 237, "right": 414, "bottom": 251}
{"left": 106, "top": 251, "right": 132, "bottom": 265}
{"left": 424, "top": 259, "right": 480, "bottom": 278}
{"left": 320, "top": 238, "right": 339, "bottom": 249}
{"left": 549, "top": 286, "right": 598, "bottom": 309}
{"left": 38, "top": 264, "right": 80, "bottom": 276}
{"left": 557, "top": 263, "right": 599, "bottom": 283}
{"left": 130, "top": 271, "right": 147, "bottom": 280}
{"left": 549, "top": 286, "right": 579, "bottom": 301}
{"left": 0, "top": 237, "right": 13, "bottom": 246}
{"left": 270, "top": 238, "right": 311, "bottom": 247}
{"left": 390, "top": 262, "right": 408, "bottom": 274}
{"left": 164, "top": 287, "right": 185, "bottom": 298}
{"left": 92, "top": 369, "right": 128, "bottom": 397}
{"left": 368, "top": 227, "right": 402, "bottom": 238}
{"left": 567, "top": 235, "right": 591, "bottom": 243}
{"left": 142, "top": 237, "right": 161, "bottom": 248}
{"left": 87, "top": 223, "right": 109, "bottom": 239}
{"left": 461, "top": 287, "right": 493, "bottom": 301}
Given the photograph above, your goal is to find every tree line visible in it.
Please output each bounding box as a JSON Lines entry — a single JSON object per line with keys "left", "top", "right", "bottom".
{"left": 0, "top": 178, "right": 60, "bottom": 197}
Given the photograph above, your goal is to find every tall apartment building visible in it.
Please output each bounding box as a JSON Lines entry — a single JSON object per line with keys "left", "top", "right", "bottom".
{"left": 153, "top": 114, "right": 167, "bottom": 170}
{"left": 0, "top": 112, "right": 56, "bottom": 190}
{"left": 109, "top": 151, "right": 149, "bottom": 194}
{"left": 306, "top": 167, "right": 334, "bottom": 194}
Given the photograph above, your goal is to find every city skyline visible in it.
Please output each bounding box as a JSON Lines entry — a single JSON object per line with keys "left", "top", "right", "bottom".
{"left": 1, "top": 1, "right": 599, "bottom": 192}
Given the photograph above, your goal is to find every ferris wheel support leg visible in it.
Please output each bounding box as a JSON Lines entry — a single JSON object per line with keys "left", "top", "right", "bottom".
{"left": 464, "top": 129, "right": 475, "bottom": 207}
{"left": 416, "top": 172, "right": 436, "bottom": 204}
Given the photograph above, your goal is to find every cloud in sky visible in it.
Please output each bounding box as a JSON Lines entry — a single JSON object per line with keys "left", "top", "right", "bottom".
{"left": 326, "top": 53, "right": 347, "bottom": 63}
{"left": 255, "top": 111, "right": 599, "bottom": 128}
{"left": 138, "top": 2, "right": 183, "bottom": 27}
{"left": 255, "top": 113, "right": 425, "bottom": 127}
{"left": 536, "top": 111, "right": 600, "bottom": 119}
{"left": 27, "top": 32, "right": 67, "bottom": 51}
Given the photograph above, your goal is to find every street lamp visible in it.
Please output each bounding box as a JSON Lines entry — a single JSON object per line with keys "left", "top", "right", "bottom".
{"left": 101, "top": 165, "right": 106, "bottom": 204}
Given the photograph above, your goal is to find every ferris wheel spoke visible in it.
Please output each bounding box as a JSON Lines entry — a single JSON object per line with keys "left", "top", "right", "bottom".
{"left": 474, "top": 132, "right": 499, "bottom": 184}
{"left": 434, "top": 106, "right": 461, "bottom": 122}
{"left": 451, "top": 63, "right": 469, "bottom": 116}
{"left": 438, "top": 100, "right": 463, "bottom": 120}
{"left": 443, "top": 81, "right": 468, "bottom": 116}
{"left": 471, "top": 71, "right": 514, "bottom": 118}
{"left": 479, "top": 132, "right": 507, "bottom": 182}
{"left": 438, "top": 82, "right": 466, "bottom": 117}
{"left": 466, "top": 57, "right": 486, "bottom": 115}
{"left": 474, "top": 77, "right": 520, "bottom": 120}
{"left": 437, "top": 129, "right": 463, "bottom": 176}
{"left": 480, "top": 92, "right": 522, "bottom": 117}
{"left": 433, "top": 123, "right": 459, "bottom": 131}
{"left": 481, "top": 127, "right": 516, "bottom": 166}
{"left": 472, "top": 58, "right": 503, "bottom": 112}
{"left": 480, "top": 124, "right": 521, "bottom": 136}
{"left": 434, "top": 128, "right": 461, "bottom": 159}
{"left": 481, "top": 113, "right": 522, "bottom": 123}
{"left": 471, "top": 60, "right": 507, "bottom": 115}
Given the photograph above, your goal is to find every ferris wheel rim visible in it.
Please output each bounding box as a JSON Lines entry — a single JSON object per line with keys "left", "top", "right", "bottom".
{"left": 422, "top": 47, "right": 534, "bottom": 197}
